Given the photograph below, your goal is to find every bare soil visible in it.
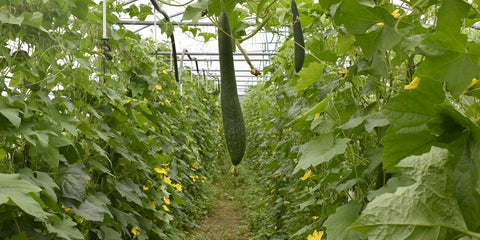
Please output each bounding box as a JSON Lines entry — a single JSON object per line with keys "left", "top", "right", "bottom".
{"left": 187, "top": 173, "right": 253, "bottom": 240}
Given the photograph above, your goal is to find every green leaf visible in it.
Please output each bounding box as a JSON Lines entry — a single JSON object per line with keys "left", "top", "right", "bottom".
{"left": 10, "top": 232, "right": 28, "bottom": 240}
{"left": 0, "top": 173, "right": 49, "bottom": 220}
{"left": 40, "top": 145, "right": 60, "bottom": 169}
{"left": 73, "top": 193, "right": 111, "bottom": 222}
{"left": 381, "top": 79, "right": 444, "bottom": 171}
{"left": 333, "top": 0, "right": 384, "bottom": 34}
{"left": 436, "top": 0, "right": 470, "bottom": 35}
{"left": 115, "top": 179, "right": 145, "bottom": 206}
{"left": 182, "top": 0, "right": 208, "bottom": 24}
{"left": 19, "top": 169, "right": 59, "bottom": 202}
{"left": 294, "top": 133, "right": 350, "bottom": 173}
{"left": 324, "top": 201, "right": 366, "bottom": 240}
{"left": 0, "top": 11, "right": 24, "bottom": 25}
{"left": 351, "top": 147, "right": 480, "bottom": 239}
{"left": 364, "top": 112, "right": 389, "bottom": 132}
{"left": 356, "top": 23, "right": 405, "bottom": 76}
{"left": 57, "top": 163, "right": 90, "bottom": 201}
{"left": 295, "top": 62, "right": 325, "bottom": 91}
{"left": 46, "top": 216, "right": 84, "bottom": 240}
{"left": 0, "top": 104, "right": 21, "bottom": 127}
{"left": 294, "top": 94, "right": 333, "bottom": 122}
{"left": 367, "top": 175, "right": 414, "bottom": 201}
{"left": 72, "top": 0, "right": 91, "bottom": 21}
{"left": 416, "top": 51, "right": 478, "bottom": 97}
{"left": 138, "top": 4, "right": 152, "bottom": 21}
{"left": 99, "top": 226, "right": 122, "bottom": 240}
{"left": 22, "top": 12, "right": 43, "bottom": 29}
{"left": 455, "top": 142, "right": 480, "bottom": 231}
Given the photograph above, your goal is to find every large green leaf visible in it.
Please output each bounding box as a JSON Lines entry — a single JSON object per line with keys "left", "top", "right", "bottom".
{"left": 45, "top": 216, "right": 84, "bottom": 240}
{"left": 0, "top": 173, "right": 49, "bottom": 220}
{"left": 57, "top": 163, "right": 90, "bottom": 201}
{"left": 436, "top": 0, "right": 469, "bottom": 35}
{"left": 381, "top": 79, "right": 444, "bottom": 171}
{"left": 416, "top": 51, "right": 478, "bottom": 97}
{"left": 115, "top": 179, "right": 145, "bottom": 206}
{"left": 351, "top": 147, "right": 480, "bottom": 239}
{"left": 325, "top": 201, "right": 366, "bottom": 240}
{"left": 333, "top": 0, "right": 383, "bottom": 34}
{"left": 22, "top": 12, "right": 43, "bottom": 29}
{"left": 0, "top": 103, "right": 21, "bottom": 127}
{"left": 19, "top": 169, "right": 59, "bottom": 202}
{"left": 73, "top": 193, "right": 112, "bottom": 222}
{"left": 295, "top": 62, "right": 325, "bottom": 91}
{"left": 293, "top": 132, "right": 350, "bottom": 173}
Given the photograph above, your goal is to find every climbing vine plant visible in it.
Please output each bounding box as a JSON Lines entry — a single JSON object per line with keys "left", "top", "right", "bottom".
{"left": 0, "top": 0, "right": 224, "bottom": 239}
{"left": 237, "top": 0, "right": 480, "bottom": 239}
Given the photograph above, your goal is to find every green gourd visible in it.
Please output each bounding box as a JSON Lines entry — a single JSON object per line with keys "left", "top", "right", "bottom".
{"left": 218, "top": 8, "right": 246, "bottom": 166}
{"left": 291, "top": 0, "right": 305, "bottom": 73}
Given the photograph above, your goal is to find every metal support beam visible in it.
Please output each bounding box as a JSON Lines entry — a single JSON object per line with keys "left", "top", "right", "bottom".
{"left": 117, "top": 19, "right": 255, "bottom": 27}
{"left": 154, "top": 51, "right": 279, "bottom": 56}
{"left": 166, "top": 58, "right": 270, "bottom": 62}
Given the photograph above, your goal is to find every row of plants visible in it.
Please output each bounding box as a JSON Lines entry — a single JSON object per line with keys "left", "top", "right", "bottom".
{"left": 0, "top": 0, "right": 225, "bottom": 239}
{"left": 239, "top": 0, "right": 480, "bottom": 239}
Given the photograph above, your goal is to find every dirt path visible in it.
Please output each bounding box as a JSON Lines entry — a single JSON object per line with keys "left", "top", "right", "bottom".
{"left": 187, "top": 167, "right": 253, "bottom": 240}
{"left": 188, "top": 198, "right": 251, "bottom": 240}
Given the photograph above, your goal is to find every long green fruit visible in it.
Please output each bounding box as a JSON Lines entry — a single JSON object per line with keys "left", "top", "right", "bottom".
{"left": 218, "top": 8, "right": 246, "bottom": 166}
{"left": 291, "top": 0, "right": 305, "bottom": 73}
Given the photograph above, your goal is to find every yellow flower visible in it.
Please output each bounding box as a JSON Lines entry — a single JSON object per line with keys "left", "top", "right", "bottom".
{"left": 173, "top": 183, "right": 182, "bottom": 191}
{"left": 189, "top": 175, "right": 196, "bottom": 182}
{"left": 314, "top": 113, "right": 320, "bottom": 121}
{"left": 312, "top": 216, "right": 319, "bottom": 220}
{"left": 131, "top": 227, "right": 140, "bottom": 236}
{"left": 284, "top": 201, "right": 290, "bottom": 204}
{"left": 149, "top": 220, "right": 153, "bottom": 224}
{"left": 192, "top": 162, "right": 198, "bottom": 168}
{"left": 61, "top": 203, "right": 73, "bottom": 212}
{"left": 301, "top": 170, "right": 312, "bottom": 181}
{"left": 171, "top": 90, "right": 176, "bottom": 95}
{"left": 164, "top": 176, "right": 172, "bottom": 185}
{"left": 391, "top": 9, "right": 401, "bottom": 18}
{"left": 405, "top": 76, "right": 420, "bottom": 90}
{"left": 376, "top": 22, "right": 384, "bottom": 26}
{"left": 165, "top": 99, "right": 171, "bottom": 106}
{"left": 154, "top": 167, "right": 168, "bottom": 174}
{"left": 159, "top": 101, "right": 164, "bottom": 106}
{"left": 142, "top": 185, "right": 149, "bottom": 191}
{"left": 162, "top": 69, "right": 168, "bottom": 75}
{"left": 155, "top": 84, "right": 162, "bottom": 90}
{"left": 460, "top": 78, "right": 479, "bottom": 97}
{"left": 124, "top": 99, "right": 131, "bottom": 103}
{"left": 149, "top": 200, "right": 156, "bottom": 209}
{"left": 307, "top": 230, "right": 324, "bottom": 240}
{"left": 163, "top": 197, "right": 171, "bottom": 205}
{"left": 162, "top": 204, "right": 169, "bottom": 211}
{"left": 338, "top": 69, "right": 347, "bottom": 74}
{"left": 274, "top": 226, "right": 277, "bottom": 230}
{"left": 468, "top": 78, "right": 479, "bottom": 89}
{"left": 144, "top": 98, "right": 148, "bottom": 102}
